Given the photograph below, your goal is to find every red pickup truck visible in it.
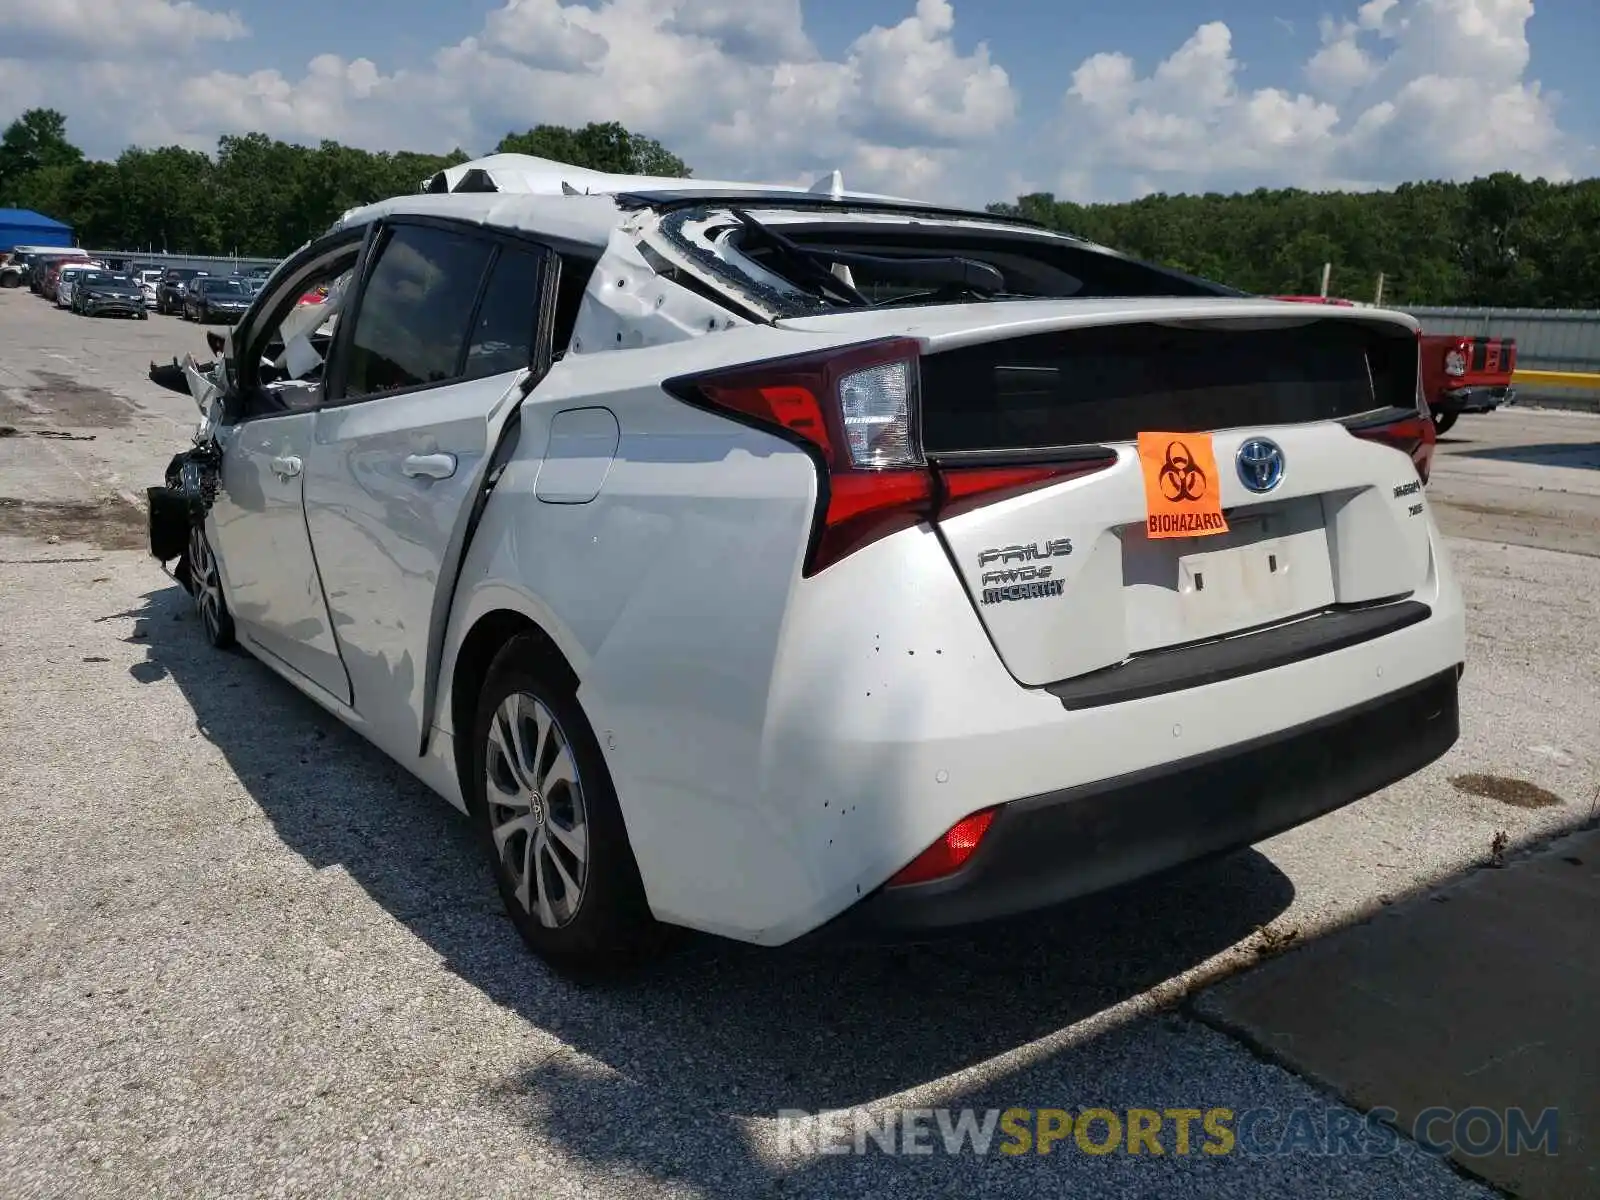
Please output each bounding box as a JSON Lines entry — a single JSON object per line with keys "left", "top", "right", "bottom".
{"left": 1271, "top": 297, "right": 1516, "bottom": 434}
{"left": 1418, "top": 333, "right": 1516, "bottom": 434}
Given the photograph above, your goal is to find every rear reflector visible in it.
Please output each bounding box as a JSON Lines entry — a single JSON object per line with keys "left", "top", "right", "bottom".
{"left": 888, "top": 808, "right": 999, "bottom": 887}
{"left": 666, "top": 339, "right": 1116, "bottom": 574}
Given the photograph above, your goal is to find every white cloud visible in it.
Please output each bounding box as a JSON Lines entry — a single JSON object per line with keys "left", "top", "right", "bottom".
{"left": 42, "top": 0, "right": 1011, "bottom": 202}
{"left": 1066, "top": 23, "right": 1341, "bottom": 179}
{"left": 665, "top": 0, "right": 814, "bottom": 63}
{"left": 1307, "top": 26, "right": 1379, "bottom": 94}
{"left": 482, "top": 0, "right": 609, "bottom": 73}
{"left": 843, "top": 0, "right": 1014, "bottom": 145}
{"left": 0, "top": 0, "right": 245, "bottom": 56}
{"left": 0, "top": 0, "right": 1588, "bottom": 209}
{"left": 1057, "top": 0, "right": 1582, "bottom": 199}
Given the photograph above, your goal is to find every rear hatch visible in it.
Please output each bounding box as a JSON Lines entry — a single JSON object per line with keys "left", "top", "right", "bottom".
{"left": 784, "top": 302, "right": 1434, "bottom": 692}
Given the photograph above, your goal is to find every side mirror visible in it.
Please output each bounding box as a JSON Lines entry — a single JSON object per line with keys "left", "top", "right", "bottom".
{"left": 206, "top": 331, "right": 226, "bottom": 355}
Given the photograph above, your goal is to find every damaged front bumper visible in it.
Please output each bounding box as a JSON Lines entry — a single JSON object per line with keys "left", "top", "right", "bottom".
{"left": 146, "top": 443, "right": 222, "bottom": 578}
{"left": 84, "top": 298, "right": 147, "bottom": 318}
{"left": 146, "top": 353, "right": 229, "bottom": 571}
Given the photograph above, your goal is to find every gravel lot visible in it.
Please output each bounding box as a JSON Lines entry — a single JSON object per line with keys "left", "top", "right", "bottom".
{"left": 1, "top": 291, "right": 1595, "bottom": 1198}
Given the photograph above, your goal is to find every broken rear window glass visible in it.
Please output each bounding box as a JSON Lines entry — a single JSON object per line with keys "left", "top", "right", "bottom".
{"left": 653, "top": 207, "right": 1235, "bottom": 319}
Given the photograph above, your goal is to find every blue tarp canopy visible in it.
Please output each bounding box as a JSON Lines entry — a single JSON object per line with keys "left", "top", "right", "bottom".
{"left": 0, "top": 209, "right": 73, "bottom": 252}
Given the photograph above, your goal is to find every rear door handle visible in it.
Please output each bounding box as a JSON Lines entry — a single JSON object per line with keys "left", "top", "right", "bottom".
{"left": 402, "top": 452, "right": 457, "bottom": 480}
{"left": 270, "top": 454, "right": 302, "bottom": 478}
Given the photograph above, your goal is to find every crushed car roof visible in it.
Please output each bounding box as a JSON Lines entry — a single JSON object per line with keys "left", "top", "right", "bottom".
{"left": 419, "top": 153, "right": 920, "bottom": 206}
{"left": 330, "top": 152, "right": 1045, "bottom": 248}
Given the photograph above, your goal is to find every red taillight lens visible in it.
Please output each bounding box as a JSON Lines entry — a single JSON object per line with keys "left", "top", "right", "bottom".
{"left": 1352, "top": 412, "right": 1435, "bottom": 484}
{"left": 1444, "top": 338, "right": 1471, "bottom": 377}
{"left": 937, "top": 458, "right": 1118, "bottom": 520}
{"left": 887, "top": 807, "right": 999, "bottom": 887}
{"left": 667, "top": 340, "right": 1116, "bottom": 574}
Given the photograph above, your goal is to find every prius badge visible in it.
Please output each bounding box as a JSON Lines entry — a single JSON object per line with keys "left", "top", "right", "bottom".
{"left": 1236, "top": 439, "right": 1285, "bottom": 494}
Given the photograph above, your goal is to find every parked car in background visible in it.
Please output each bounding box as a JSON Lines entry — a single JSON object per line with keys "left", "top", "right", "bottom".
{"left": 149, "top": 161, "right": 1463, "bottom": 974}
{"left": 183, "top": 275, "right": 254, "bottom": 323}
{"left": 29, "top": 248, "right": 92, "bottom": 294}
{"left": 137, "top": 268, "right": 164, "bottom": 308}
{"left": 54, "top": 261, "right": 105, "bottom": 308}
{"left": 0, "top": 248, "right": 36, "bottom": 288}
{"left": 155, "top": 267, "right": 206, "bottom": 314}
{"left": 36, "top": 259, "right": 62, "bottom": 299}
{"left": 71, "top": 269, "right": 149, "bottom": 319}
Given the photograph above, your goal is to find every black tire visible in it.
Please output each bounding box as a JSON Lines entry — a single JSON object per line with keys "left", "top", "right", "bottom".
{"left": 469, "top": 636, "right": 663, "bottom": 978}
{"left": 1432, "top": 409, "right": 1459, "bottom": 436}
{"left": 186, "top": 521, "right": 236, "bottom": 649}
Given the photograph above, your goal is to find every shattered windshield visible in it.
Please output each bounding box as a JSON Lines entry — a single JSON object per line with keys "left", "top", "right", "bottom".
{"left": 652, "top": 206, "right": 1236, "bottom": 319}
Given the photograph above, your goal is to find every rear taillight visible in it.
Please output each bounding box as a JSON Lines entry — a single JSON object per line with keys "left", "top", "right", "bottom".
{"left": 1349, "top": 332, "right": 1435, "bottom": 484}
{"left": 666, "top": 339, "right": 1116, "bottom": 574}
{"left": 887, "top": 807, "right": 999, "bottom": 887}
{"left": 1444, "top": 338, "right": 1470, "bottom": 377}
{"left": 1352, "top": 411, "right": 1435, "bottom": 485}
{"left": 1352, "top": 411, "right": 1434, "bottom": 471}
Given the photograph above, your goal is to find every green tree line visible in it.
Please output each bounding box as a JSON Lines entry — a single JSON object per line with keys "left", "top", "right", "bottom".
{"left": 5, "top": 107, "right": 1598, "bottom": 306}
{"left": 988, "top": 173, "right": 1600, "bottom": 308}
{"left": 0, "top": 109, "right": 688, "bottom": 258}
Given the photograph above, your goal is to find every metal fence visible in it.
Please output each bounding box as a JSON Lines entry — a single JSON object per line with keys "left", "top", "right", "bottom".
{"left": 84, "top": 249, "right": 282, "bottom": 275}
{"left": 1402, "top": 306, "right": 1600, "bottom": 373}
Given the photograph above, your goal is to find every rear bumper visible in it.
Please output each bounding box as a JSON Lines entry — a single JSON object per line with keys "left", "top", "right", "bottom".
{"left": 1437, "top": 385, "right": 1514, "bottom": 414}
{"left": 588, "top": 472, "right": 1468, "bottom": 948}
{"left": 811, "top": 667, "right": 1460, "bottom": 942}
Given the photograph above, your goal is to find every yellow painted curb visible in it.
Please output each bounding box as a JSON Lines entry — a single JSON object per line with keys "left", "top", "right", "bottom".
{"left": 1514, "top": 369, "right": 1600, "bottom": 389}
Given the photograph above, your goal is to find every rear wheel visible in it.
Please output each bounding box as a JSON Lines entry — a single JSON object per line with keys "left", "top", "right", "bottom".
{"left": 1432, "top": 409, "right": 1459, "bottom": 436}
{"left": 469, "top": 637, "right": 663, "bottom": 978}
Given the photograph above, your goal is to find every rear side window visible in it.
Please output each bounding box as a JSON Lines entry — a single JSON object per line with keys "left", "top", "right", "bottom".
{"left": 462, "top": 245, "right": 543, "bottom": 381}
{"left": 343, "top": 224, "right": 493, "bottom": 399}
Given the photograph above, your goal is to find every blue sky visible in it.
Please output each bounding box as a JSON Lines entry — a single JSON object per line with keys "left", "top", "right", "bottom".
{"left": 1, "top": 0, "right": 1593, "bottom": 205}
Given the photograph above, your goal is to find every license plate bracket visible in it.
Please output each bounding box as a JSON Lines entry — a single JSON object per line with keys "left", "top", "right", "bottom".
{"left": 1178, "top": 538, "right": 1298, "bottom": 639}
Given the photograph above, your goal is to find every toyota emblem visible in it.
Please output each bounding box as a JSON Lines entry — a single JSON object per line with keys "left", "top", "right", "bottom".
{"left": 1236, "top": 439, "right": 1285, "bottom": 493}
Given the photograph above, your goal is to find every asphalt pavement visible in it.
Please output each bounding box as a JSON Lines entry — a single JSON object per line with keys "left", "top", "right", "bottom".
{"left": 1, "top": 290, "right": 1596, "bottom": 1199}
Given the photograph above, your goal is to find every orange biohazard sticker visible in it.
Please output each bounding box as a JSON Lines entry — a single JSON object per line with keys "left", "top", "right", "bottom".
{"left": 1137, "top": 432, "right": 1230, "bottom": 539}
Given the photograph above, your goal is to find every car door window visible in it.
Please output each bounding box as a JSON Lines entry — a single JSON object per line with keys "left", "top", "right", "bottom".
{"left": 342, "top": 224, "right": 493, "bottom": 400}
{"left": 244, "top": 255, "right": 360, "bottom": 417}
{"left": 462, "top": 245, "right": 543, "bottom": 381}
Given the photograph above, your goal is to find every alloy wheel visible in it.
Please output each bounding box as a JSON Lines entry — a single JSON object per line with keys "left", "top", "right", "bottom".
{"left": 188, "top": 522, "right": 226, "bottom": 644}
{"left": 484, "top": 691, "right": 590, "bottom": 929}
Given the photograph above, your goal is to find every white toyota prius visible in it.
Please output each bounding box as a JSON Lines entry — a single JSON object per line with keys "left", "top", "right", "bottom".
{"left": 149, "top": 154, "right": 1464, "bottom": 975}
